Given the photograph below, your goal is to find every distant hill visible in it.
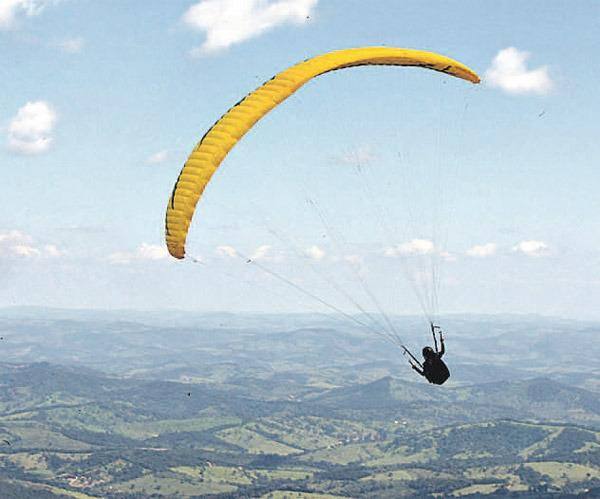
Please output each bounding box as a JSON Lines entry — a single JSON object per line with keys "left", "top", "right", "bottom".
{"left": 309, "top": 375, "right": 600, "bottom": 427}
{"left": 1, "top": 309, "right": 598, "bottom": 391}
{"left": 2, "top": 362, "right": 599, "bottom": 429}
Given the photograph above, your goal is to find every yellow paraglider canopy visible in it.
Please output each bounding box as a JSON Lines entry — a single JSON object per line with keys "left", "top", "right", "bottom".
{"left": 165, "top": 46, "right": 480, "bottom": 259}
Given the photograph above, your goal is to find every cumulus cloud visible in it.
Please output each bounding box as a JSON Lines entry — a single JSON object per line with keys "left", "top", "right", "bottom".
{"left": 385, "top": 239, "right": 435, "bottom": 257}
{"left": 0, "top": 231, "right": 37, "bottom": 260}
{"left": 0, "top": 230, "right": 64, "bottom": 259}
{"left": 0, "top": 0, "right": 59, "bottom": 30}
{"left": 512, "top": 240, "right": 549, "bottom": 257}
{"left": 183, "top": 0, "right": 317, "bottom": 55}
{"left": 216, "top": 245, "right": 238, "bottom": 258}
{"left": 146, "top": 150, "right": 169, "bottom": 164}
{"left": 43, "top": 244, "right": 65, "bottom": 257}
{"left": 485, "top": 47, "right": 552, "bottom": 95}
{"left": 215, "top": 244, "right": 275, "bottom": 261}
{"left": 108, "top": 243, "right": 169, "bottom": 264}
{"left": 56, "top": 36, "right": 84, "bottom": 53}
{"left": 304, "top": 245, "right": 325, "bottom": 261}
{"left": 11, "top": 244, "right": 40, "bottom": 257}
{"left": 466, "top": 243, "right": 497, "bottom": 258}
{"left": 7, "top": 101, "right": 57, "bottom": 155}
{"left": 0, "top": 230, "right": 31, "bottom": 244}
{"left": 250, "top": 244, "right": 271, "bottom": 261}
{"left": 137, "top": 243, "right": 170, "bottom": 260}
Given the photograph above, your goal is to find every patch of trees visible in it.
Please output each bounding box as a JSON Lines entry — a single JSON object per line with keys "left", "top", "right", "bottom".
{"left": 435, "top": 422, "right": 549, "bottom": 458}
{"left": 0, "top": 480, "right": 61, "bottom": 499}
{"left": 313, "top": 464, "right": 371, "bottom": 481}
{"left": 546, "top": 427, "right": 596, "bottom": 455}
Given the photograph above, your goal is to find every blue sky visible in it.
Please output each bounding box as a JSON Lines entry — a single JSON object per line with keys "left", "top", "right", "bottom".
{"left": 1, "top": 0, "right": 599, "bottom": 320}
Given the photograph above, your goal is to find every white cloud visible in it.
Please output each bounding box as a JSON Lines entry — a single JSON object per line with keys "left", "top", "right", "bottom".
{"left": 183, "top": 0, "right": 317, "bottom": 55}
{"left": 108, "top": 243, "right": 169, "bottom": 264}
{"left": 512, "top": 240, "right": 549, "bottom": 257}
{"left": 485, "top": 47, "right": 552, "bottom": 95}
{"left": 0, "top": 0, "right": 59, "bottom": 30}
{"left": 305, "top": 245, "right": 325, "bottom": 261}
{"left": 0, "top": 230, "right": 31, "bottom": 244}
{"left": 0, "top": 0, "right": 24, "bottom": 29}
{"left": 56, "top": 36, "right": 84, "bottom": 53}
{"left": 43, "top": 244, "right": 65, "bottom": 257}
{"left": 385, "top": 239, "right": 435, "bottom": 257}
{"left": 11, "top": 244, "right": 40, "bottom": 257}
{"left": 137, "top": 243, "right": 169, "bottom": 260}
{"left": 7, "top": 101, "right": 57, "bottom": 155}
{"left": 215, "top": 244, "right": 276, "bottom": 262}
{"left": 466, "top": 243, "right": 497, "bottom": 258}
{"left": 0, "top": 230, "right": 64, "bottom": 259}
{"left": 147, "top": 150, "right": 169, "bottom": 164}
{"left": 250, "top": 244, "right": 272, "bottom": 261}
{"left": 216, "top": 245, "right": 238, "bottom": 258}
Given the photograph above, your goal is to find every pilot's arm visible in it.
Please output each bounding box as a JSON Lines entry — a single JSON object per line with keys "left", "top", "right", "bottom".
{"left": 439, "top": 332, "right": 445, "bottom": 357}
{"left": 410, "top": 362, "right": 424, "bottom": 376}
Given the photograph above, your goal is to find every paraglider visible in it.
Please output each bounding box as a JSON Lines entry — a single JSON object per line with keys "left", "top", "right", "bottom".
{"left": 164, "top": 46, "right": 480, "bottom": 382}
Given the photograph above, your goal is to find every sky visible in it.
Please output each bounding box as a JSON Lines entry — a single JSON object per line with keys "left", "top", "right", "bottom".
{"left": 1, "top": 0, "right": 600, "bottom": 319}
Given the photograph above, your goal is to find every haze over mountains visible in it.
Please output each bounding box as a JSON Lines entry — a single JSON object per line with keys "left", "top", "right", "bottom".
{"left": 1, "top": 308, "right": 598, "bottom": 390}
